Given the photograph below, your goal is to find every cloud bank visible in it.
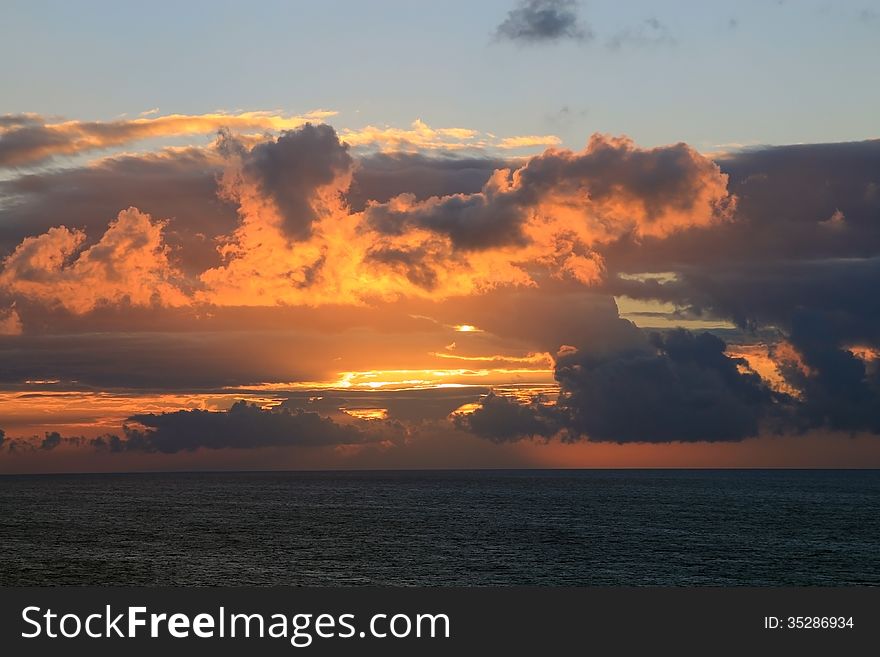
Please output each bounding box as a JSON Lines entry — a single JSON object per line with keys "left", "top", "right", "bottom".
{"left": 0, "top": 113, "right": 878, "bottom": 458}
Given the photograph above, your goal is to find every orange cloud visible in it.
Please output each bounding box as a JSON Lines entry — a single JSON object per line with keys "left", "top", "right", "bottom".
{"left": 339, "top": 118, "right": 559, "bottom": 153}
{"left": 0, "top": 110, "right": 336, "bottom": 167}
{"left": 0, "top": 306, "right": 22, "bottom": 335}
{"left": 0, "top": 207, "right": 188, "bottom": 313}
{"left": 0, "top": 127, "right": 734, "bottom": 317}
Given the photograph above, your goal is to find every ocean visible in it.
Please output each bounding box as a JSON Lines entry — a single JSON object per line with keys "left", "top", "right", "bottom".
{"left": 1, "top": 469, "right": 877, "bottom": 586}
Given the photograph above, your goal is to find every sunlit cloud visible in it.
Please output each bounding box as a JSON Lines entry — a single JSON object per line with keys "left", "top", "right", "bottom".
{"left": 0, "top": 305, "right": 22, "bottom": 335}
{"left": 430, "top": 351, "right": 553, "bottom": 367}
{"left": 0, "top": 207, "right": 188, "bottom": 313}
{"left": 339, "top": 118, "right": 560, "bottom": 153}
{"left": 0, "top": 110, "right": 337, "bottom": 168}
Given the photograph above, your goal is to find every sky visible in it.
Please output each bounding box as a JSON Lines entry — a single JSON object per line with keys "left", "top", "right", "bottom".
{"left": 1, "top": 0, "right": 879, "bottom": 472}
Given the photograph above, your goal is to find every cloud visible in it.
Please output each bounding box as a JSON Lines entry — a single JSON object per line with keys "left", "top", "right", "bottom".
{"left": 458, "top": 392, "right": 559, "bottom": 441}
{"left": 0, "top": 146, "right": 503, "bottom": 265}
{"left": 494, "top": 0, "right": 591, "bottom": 44}
{"left": 591, "top": 140, "right": 880, "bottom": 437}
{"left": 39, "top": 431, "right": 62, "bottom": 450}
{"left": 365, "top": 245, "right": 441, "bottom": 290}
{"left": 786, "top": 310, "right": 880, "bottom": 433}
{"left": 0, "top": 207, "right": 188, "bottom": 314}
{"left": 0, "top": 147, "right": 234, "bottom": 275}
{"left": 1, "top": 124, "right": 730, "bottom": 316}
{"left": 601, "top": 139, "right": 880, "bottom": 276}
{"left": 0, "top": 110, "right": 335, "bottom": 168}
{"left": 496, "top": 135, "right": 563, "bottom": 149}
{"left": 463, "top": 328, "right": 783, "bottom": 443}
{"left": 0, "top": 306, "right": 22, "bottom": 335}
{"left": 195, "top": 129, "right": 731, "bottom": 308}
{"left": 228, "top": 123, "right": 353, "bottom": 240}
{"left": 2, "top": 403, "right": 377, "bottom": 455}
{"left": 114, "top": 401, "right": 375, "bottom": 453}
{"left": 606, "top": 264, "right": 880, "bottom": 436}
{"left": 340, "top": 119, "right": 559, "bottom": 153}
{"left": 365, "top": 134, "right": 733, "bottom": 251}
{"left": 1, "top": 121, "right": 876, "bottom": 449}
{"left": 346, "top": 152, "right": 507, "bottom": 211}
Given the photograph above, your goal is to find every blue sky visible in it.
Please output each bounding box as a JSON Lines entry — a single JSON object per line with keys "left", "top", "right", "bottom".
{"left": 2, "top": 0, "right": 878, "bottom": 150}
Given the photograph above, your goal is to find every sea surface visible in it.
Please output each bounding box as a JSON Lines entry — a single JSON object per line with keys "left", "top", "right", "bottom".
{"left": 1, "top": 469, "right": 877, "bottom": 586}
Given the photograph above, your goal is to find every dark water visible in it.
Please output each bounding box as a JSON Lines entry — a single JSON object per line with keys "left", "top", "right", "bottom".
{"left": 1, "top": 470, "right": 877, "bottom": 586}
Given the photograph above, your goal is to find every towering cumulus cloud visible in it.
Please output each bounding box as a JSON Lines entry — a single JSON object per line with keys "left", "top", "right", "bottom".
{"left": 0, "top": 207, "right": 187, "bottom": 313}
{"left": 361, "top": 134, "right": 732, "bottom": 291}
{"left": 0, "top": 126, "right": 732, "bottom": 311}
{"left": 232, "top": 124, "right": 353, "bottom": 240}
{"left": 365, "top": 134, "right": 732, "bottom": 248}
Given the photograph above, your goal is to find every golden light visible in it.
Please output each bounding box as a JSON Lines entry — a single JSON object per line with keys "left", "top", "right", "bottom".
{"left": 341, "top": 407, "right": 389, "bottom": 420}
{"left": 453, "top": 324, "right": 482, "bottom": 333}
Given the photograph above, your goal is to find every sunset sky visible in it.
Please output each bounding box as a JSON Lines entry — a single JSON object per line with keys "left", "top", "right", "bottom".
{"left": 1, "top": 0, "right": 879, "bottom": 472}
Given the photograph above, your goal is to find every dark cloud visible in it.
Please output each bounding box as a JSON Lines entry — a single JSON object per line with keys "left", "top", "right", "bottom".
{"left": 117, "top": 401, "right": 370, "bottom": 453}
{"left": 0, "top": 122, "right": 73, "bottom": 167}
{"left": 0, "top": 114, "right": 43, "bottom": 129}
{"left": 0, "top": 429, "right": 75, "bottom": 453}
{"left": 513, "top": 136, "right": 719, "bottom": 210}
{"left": 494, "top": 0, "right": 591, "bottom": 44}
{"left": 602, "top": 139, "right": 880, "bottom": 273}
{"left": 599, "top": 140, "right": 880, "bottom": 349}
{"left": 653, "top": 259, "right": 880, "bottom": 435}
{"left": 424, "top": 287, "right": 643, "bottom": 354}
{"left": 39, "top": 431, "right": 62, "bottom": 450}
{"left": 458, "top": 393, "right": 559, "bottom": 442}
{"left": 464, "top": 329, "right": 782, "bottom": 443}
{"left": 595, "top": 140, "right": 880, "bottom": 438}
{"left": 786, "top": 310, "right": 880, "bottom": 434}
{"left": 718, "top": 140, "right": 880, "bottom": 261}
{"left": 365, "top": 246, "right": 439, "bottom": 290}
{"left": 234, "top": 123, "right": 352, "bottom": 240}
{"left": 554, "top": 330, "right": 779, "bottom": 442}
{"left": 3, "top": 404, "right": 375, "bottom": 455}
{"left": 347, "top": 152, "right": 505, "bottom": 212}
{"left": 365, "top": 185, "right": 529, "bottom": 250}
